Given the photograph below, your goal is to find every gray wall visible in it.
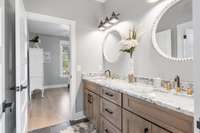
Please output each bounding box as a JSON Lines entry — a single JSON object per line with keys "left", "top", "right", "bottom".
{"left": 103, "top": 0, "right": 193, "bottom": 82}
{"left": 29, "top": 33, "right": 70, "bottom": 86}
{"left": 24, "top": 0, "right": 104, "bottom": 112}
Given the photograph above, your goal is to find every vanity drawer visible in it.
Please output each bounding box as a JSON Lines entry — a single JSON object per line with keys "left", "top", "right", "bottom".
{"left": 101, "top": 87, "right": 122, "bottom": 106}
{"left": 123, "top": 94, "right": 193, "bottom": 133}
{"left": 84, "top": 80, "right": 100, "bottom": 95}
{"left": 100, "top": 98, "right": 122, "bottom": 130}
{"left": 100, "top": 117, "right": 121, "bottom": 133}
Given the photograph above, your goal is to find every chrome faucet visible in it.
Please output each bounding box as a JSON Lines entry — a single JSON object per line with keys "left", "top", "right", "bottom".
{"left": 174, "top": 75, "right": 180, "bottom": 88}
{"left": 105, "top": 69, "right": 111, "bottom": 78}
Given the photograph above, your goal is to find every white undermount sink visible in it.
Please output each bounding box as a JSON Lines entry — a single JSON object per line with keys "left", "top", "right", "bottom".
{"left": 148, "top": 90, "right": 193, "bottom": 109}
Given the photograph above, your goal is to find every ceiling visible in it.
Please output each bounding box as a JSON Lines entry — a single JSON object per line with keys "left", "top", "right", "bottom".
{"left": 28, "top": 20, "right": 70, "bottom": 37}
{"left": 95, "top": 0, "right": 107, "bottom": 3}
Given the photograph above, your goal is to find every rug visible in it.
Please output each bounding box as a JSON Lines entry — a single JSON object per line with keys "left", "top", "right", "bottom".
{"left": 60, "top": 122, "right": 96, "bottom": 133}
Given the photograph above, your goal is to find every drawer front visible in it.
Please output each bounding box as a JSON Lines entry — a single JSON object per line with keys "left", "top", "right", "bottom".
{"left": 100, "top": 117, "right": 121, "bottom": 133}
{"left": 84, "top": 81, "right": 100, "bottom": 95}
{"left": 100, "top": 98, "right": 121, "bottom": 129}
{"left": 101, "top": 87, "right": 122, "bottom": 106}
{"left": 123, "top": 94, "right": 193, "bottom": 133}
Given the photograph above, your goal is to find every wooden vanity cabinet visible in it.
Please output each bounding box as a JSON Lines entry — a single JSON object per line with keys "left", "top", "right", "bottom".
{"left": 100, "top": 98, "right": 122, "bottom": 129}
{"left": 123, "top": 109, "right": 152, "bottom": 133}
{"left": 84, "top": 89, "right": 100, "bottom": 131}
{"left": 123, "top": 94, "right": 193, "bottom": 133}
{"left": 152, "top": 125, "right": 171, "bottom": 133}
{"left": 100, "top": 117, "right": 121, "bottom": 133}
{"left": 83, "top": 80, "right": 193, "bottom": 133}
{"left": 123, "top": 109, "right": 171, "bottom": 133}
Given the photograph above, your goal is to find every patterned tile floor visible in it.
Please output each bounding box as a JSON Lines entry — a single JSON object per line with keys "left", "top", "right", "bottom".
{"left": 60, "top": 122, "right": 96, "bottom": 133}
{"left": 29, "top": 122, "right": 96, "bottom": 133}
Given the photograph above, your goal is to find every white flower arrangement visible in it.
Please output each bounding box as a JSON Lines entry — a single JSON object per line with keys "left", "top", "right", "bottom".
{"left": 120, "top": 29, "right": 139, "bottom": 58}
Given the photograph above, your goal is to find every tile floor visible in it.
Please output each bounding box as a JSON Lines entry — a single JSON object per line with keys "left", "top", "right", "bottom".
{"left": 29, "top": 122, "right": 96, "bottom": 133}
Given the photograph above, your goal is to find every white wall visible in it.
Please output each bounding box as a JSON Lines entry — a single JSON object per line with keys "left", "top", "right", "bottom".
{"left": 193, "top": 0, "right": 200, "bottom": 132}
{"left": 103, "top": 0, "right": 193, "bottom": 82}
{"left": 24, "top": 0, "right": 104, "bottom": 112}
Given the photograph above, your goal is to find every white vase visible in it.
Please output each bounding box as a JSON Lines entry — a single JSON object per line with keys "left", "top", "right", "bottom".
{"left": 128, "top": 56, "right": 135, "bottom": 83}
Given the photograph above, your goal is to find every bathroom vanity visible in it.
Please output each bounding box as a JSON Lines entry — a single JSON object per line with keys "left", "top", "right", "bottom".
{"left": 83, "top": 78, "right": 194, "bottom": 133}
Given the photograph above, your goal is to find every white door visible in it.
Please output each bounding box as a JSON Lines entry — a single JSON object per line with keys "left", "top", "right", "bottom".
{"left": 0, "top": 2, "right": 5, "bottom": 133}
{"left": 184, "top": 29, "right": 193, "bottom": 58}
{"left": 15, "top": 0, "right": 28, "bottom": 133}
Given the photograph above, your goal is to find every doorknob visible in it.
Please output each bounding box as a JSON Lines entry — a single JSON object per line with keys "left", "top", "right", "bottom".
{"left": 20, "top": 85, "right": 28, "bottom": 91}
{"left": 2, "top": 100, "right": 14, "bottom": 113}
{"left": 16, "top": 85, "right": 28, "bottom": 92}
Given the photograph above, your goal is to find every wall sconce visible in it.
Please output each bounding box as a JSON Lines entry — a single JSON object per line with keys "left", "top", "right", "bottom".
{"left": 98, "top": 11, "right": 120, "bottom": 31}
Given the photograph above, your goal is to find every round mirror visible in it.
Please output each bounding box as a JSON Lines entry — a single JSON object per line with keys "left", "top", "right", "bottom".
{"left": 152, "top": 0, "right": 193, "bottom": 61}
{"left": 103, "top": 30, "right": 122, "bottom": 63}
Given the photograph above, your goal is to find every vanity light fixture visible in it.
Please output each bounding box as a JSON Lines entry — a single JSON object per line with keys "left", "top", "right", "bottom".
{"left": 98, "top": 20, "right": 106, "bottom": 31}
{"left": 104, "top": 17, "right": 112, "bottom": 28}
{"left": 98, "top": 11, "right": 120, "bottom": 31}
{"left": 110, "top": 12, "right": 120, "bottom": 24}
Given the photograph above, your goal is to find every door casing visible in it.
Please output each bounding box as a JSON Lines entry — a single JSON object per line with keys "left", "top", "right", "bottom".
{"left": 27, "top": 12, "right": 78, "bottom": 120}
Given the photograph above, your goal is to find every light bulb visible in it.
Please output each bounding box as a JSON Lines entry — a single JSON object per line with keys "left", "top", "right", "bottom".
{"left": 104, "top": 17, "right": 112, "bottom": 27}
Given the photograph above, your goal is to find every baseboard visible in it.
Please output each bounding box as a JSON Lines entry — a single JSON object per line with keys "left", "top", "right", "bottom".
{"left": 44, "top": 84, "right": 68, "bottom": 89}
{"left": 72, "top": 111, "right": 86, "bottom": 121}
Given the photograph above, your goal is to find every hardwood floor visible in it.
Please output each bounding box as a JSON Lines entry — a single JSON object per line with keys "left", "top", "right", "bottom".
{"left": 28, "top": 87, "right": 71, "bottom": 132}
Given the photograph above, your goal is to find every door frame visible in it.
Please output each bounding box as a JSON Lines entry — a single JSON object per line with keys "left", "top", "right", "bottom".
{"left": 27, "top": 12, "right": 77, "bottom": 119}
{"left": 0, "top": 1, "right": 5, "bottom": 133}
{"left": 193, "top": 0, "right": 200, "bottom": 132}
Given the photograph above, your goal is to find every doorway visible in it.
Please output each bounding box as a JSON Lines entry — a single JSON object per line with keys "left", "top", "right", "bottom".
{"left": 26, "top": 12, "right": 76, "bottom": 132}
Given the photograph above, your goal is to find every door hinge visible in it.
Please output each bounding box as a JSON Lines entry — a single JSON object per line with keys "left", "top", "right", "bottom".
{"left": 2, "top": 100, "right": 14, "bottom": 113}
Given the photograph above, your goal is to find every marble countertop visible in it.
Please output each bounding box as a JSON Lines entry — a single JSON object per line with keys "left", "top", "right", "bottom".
{"left": 83, "top": 76, "right": 194, "bottom": 117}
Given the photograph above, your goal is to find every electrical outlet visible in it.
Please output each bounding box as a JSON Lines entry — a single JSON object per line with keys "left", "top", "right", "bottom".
{"left": 77, "top": 65, "right": 82, "bottom": 72}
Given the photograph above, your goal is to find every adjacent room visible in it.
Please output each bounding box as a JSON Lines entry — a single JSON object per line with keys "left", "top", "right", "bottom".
{"left": 27, "top": 19, "right": 72, "bottom": 132}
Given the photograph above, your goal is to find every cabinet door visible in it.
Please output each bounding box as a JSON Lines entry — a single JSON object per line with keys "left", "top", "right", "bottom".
{"left": 91, "top": 92, "right": 100, "bottom": 131}
{"left": 84, "top": 89, "right": 100, "bottom": 131}
{"left": 152, "top": 125, "right": 170, "bottom": 133}
{"left": 84, "top": 89, "right": 90, "bottom": 118}
{"left": 123, "top": 109, "right": 151, "bottom": 133}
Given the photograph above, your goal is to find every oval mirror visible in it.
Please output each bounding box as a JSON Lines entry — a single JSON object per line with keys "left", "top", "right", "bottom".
{"left": 103, "top": 30, "right": 122, "bottom": 63}
{"left": 152, "top": 0, "right": 193, "bottom": 61}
